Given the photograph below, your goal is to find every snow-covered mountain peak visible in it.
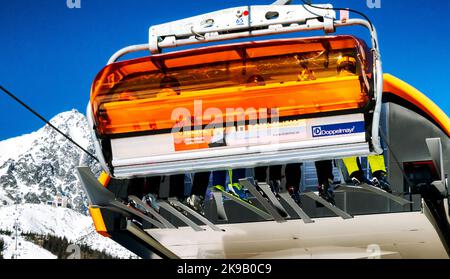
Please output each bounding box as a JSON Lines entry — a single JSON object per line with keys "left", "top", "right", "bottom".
{"left": 0, "top": 110, "right": 100, "bottom": 213}
{"left": 0, "top": 111, "right": 135, "bottom": 259}
{"left": 40, "top": 109, "right": 90, "bottom": 150}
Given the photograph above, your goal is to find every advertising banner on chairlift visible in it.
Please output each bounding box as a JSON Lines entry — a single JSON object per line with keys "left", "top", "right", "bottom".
{"left": 171, "top": 115, "right": 365, "bottom": 153}
{"left": 173, "top": 119, "right": 308, "bottom": 152}
{"left": 110, "top": 113, "right": 366, "bottom": 162}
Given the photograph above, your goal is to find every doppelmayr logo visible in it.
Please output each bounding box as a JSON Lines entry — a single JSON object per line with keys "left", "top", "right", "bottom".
{"left": 312, "top": 122, "right": 365, "bottom": 138}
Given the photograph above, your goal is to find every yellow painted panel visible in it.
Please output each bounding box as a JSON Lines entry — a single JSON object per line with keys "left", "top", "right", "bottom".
{"left": 89, "top": 207, "right": 110, "bottom": 238}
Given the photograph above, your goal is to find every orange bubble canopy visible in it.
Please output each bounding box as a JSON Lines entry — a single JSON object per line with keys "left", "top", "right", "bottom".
{"left": 90, "top": 35, "right": 371, "bottom": 136}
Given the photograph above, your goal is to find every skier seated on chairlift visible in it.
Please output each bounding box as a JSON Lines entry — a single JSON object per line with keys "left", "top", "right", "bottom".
{"left": 336, "top": 55, "right": 392, "bottom": 193}
{"left": 181, "top": 75, "right": 300, "bottom": 211}
{"left": 131, "top": 77, "right": 211, "bottom": 214}
{"left": 234, "top": 73, "right": 336, "bottom": 206}
{"left": 246, "top": 73, "right": 335, "bottom": 206}
{"left": 245, "top": 75, "right": 305, "bottom": 204}
{"left": 181, "top": 75, "right": 269, "bottom": 212}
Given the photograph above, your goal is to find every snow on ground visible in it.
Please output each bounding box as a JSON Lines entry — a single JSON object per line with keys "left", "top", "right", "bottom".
{"left": 1, "top": 234, "right": 57, "bottom": 259}
{"left": 76, "top": 230, "right": 138, "bottom": 259}
{"left": 0, "top": 204, "right": 137, "bottom": 259}
{"left": 0, "top": 109, "right": 98, "bottom": 212}
{"left": 0, "top": 204, "right": 92, "bottom": 240}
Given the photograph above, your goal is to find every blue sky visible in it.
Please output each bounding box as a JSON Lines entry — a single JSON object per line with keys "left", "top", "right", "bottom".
{"left": 0, "top": 0, "right": 449, "bottom": 140}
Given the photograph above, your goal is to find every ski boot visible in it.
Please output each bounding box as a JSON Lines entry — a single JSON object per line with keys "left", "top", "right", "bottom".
{"left": 318, "top": 180, "right": 335, "bottom": 205}
{"left": 143, "top": 193, "right": 160, "bottom": 212}
{"left": 371, "top": 171, "right": 392, "bottom": 193}
{"left": 349, "top": 170, "right": 373, "bottom": 186}
{"left": 186, "top": 194, "right": 205, "bottom": 215}
{"left": 229, "top": 182, "right": 250, "bottom": 201}
{"left": 269, "top": 180, "right": 281, "bottom": 194}
{"left": 255, "top": 179, "right": 286, "bottom": 208}
{"left": 288, "top": 186, "right": 302, "bottom": 206}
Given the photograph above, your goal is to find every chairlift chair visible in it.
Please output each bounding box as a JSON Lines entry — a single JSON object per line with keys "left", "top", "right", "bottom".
{"left": 86, "top": 3, "right": 383, "bottom": 178}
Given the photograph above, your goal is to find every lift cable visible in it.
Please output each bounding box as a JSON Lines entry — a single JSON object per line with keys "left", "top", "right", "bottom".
{"left": 0, "top": 85, "right": 100, "bottom": 163}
